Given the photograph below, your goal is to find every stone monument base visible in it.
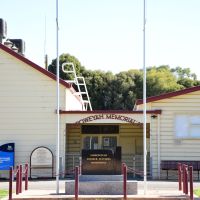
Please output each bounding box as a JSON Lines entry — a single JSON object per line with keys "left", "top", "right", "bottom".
{"left": 79, "top": 175, "right": 123, "bottom": 181}
{"left": 65, "top": 176, "right": 137, "bottom": 195}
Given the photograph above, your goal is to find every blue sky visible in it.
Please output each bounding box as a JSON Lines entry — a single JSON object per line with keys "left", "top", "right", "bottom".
{"left": 1, "top": 0, "right": 200, "bottom": 78}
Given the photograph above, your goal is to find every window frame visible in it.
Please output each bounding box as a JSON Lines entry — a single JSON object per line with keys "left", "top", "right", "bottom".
{"left": 174, "top": 114, "right": 200, "bottom": 139}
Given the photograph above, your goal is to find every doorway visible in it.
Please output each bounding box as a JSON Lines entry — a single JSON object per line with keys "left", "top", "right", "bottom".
{"left": 81, "top": 124, "right": 119, "bottom": 151}
{"left": 82, "top": 135, "right": 118, "bottom": 151}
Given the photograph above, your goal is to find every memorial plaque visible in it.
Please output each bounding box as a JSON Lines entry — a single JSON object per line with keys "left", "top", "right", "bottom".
{"left": 30, "top": 146, "right": 53, "bottom": 178}
{"left": 82, "top": 147, "right": 121, "bottom": 175}
{"left": 31, "top": 147, "right": 52, "bottom": 167}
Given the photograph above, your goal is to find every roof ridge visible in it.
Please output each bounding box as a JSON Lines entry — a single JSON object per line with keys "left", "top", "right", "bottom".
{"left": 135, "top": 85, "right": 200, "bottom": 105}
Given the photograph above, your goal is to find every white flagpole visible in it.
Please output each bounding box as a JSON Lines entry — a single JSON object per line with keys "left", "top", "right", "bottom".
{"left": 143, "top": 0, "right": 147, "bottom": 195}
{"left": 56, "top": 0, "right": 60, "bottom": 194}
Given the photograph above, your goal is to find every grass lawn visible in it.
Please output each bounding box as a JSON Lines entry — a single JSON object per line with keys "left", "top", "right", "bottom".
{"left": 0, "top": 190, "right": 8, "bottom": 199}
{"left": 194, "top": 188, "right": 200, "bottom": 197}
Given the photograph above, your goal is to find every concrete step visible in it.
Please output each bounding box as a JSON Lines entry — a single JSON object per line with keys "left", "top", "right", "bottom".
{"left": 12, "top": 196, "right": 190, "bottom": 200}
{"left": 11, "top": 190, "right": 190, "bottom": 200}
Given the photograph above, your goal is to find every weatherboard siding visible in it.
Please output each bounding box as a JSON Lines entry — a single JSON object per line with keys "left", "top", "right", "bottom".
{"left": 149, "top": 90, "right": 200, "bottom": 179}
{"left": 0, "top": 49, "right": 78, "bottom": 177}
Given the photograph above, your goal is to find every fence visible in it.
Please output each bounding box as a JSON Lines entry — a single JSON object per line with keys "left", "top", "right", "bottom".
{"left": 65, "top": 153, "right": 80, "bottom": 176}
{"left": 65, "top": 153, "right": 151, "bottom": 178}
{"left": 8, "top": 163, "right": 29, "bottom": 200}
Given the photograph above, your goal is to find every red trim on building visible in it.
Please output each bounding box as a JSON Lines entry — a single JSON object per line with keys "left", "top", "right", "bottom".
{"left": 0, "top": 43, "right": 71, "bottom": 88}
{"left": 135, "top": 85, "right": 200, "bottom": 105}
{"left": 59, "top": 109, "right": 162, "bottom": 114}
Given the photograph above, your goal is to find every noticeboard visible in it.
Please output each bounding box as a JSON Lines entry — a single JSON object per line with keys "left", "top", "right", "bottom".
{"left": 31, "top": 147, "right": 53, "bottom": 167}
{"left": 30, "top": 146, "right": 53, "bottom": 178}
{"left": 0, "top": 143, "right": 15, "bottom": 170}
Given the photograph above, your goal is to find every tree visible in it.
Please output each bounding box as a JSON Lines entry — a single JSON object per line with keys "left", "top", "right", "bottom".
{"left": 171, "top": 66, "right": 196, "bottom": 79}
{"left": 48, "top": 53, "right": 85, "bottom": 81}
{"left": 171, "top": 66, "right": 200, "bottom": 88}
{"left": 146, "top": 66, "right": 183, "bottom": 97}
{"left": 48, "top": 54, "right": 200, "bottom": 110}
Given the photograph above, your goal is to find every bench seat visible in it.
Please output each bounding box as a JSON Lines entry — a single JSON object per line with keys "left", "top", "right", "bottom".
{"left": 161, "top": 160, "right": 200, "bottom": 179}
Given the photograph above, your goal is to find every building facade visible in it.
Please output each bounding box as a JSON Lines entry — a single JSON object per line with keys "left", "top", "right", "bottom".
{"left": 135, "top": 87, "right": 200, "bottom": 179}
{"left": 1, "top": 43, "right": 200, "bottom": 179}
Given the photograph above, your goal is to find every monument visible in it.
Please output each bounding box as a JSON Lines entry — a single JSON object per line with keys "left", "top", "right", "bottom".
{"left": 65, "top": 146, "right": 137, "bottom": 195}
{"left": 82, "top": 147, "right": 121, "bottom": 175}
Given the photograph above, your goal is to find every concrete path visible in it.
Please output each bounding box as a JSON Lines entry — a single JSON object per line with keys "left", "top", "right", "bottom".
{"left": 1, "top": 180, "right": 200, "bottom": 199}
{"left": 10, "top": 190, "right": 189, "bottom": 200}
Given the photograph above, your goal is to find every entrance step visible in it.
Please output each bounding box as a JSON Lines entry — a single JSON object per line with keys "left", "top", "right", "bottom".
{"left": 65, "top": 180, "right": 137, "bottom": 195}
{"left": 12, "top": 193, "right": 190, "bottom": 200}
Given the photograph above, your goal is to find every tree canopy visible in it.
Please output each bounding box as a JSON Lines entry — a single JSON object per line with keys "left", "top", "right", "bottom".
{"left": 48, "top": 54, "right": 200, "bottom": 110}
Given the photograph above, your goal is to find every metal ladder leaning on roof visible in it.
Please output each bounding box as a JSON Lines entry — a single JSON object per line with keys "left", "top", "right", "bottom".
{"left": 62, "top": 62, "right": 92, "bottom": 111}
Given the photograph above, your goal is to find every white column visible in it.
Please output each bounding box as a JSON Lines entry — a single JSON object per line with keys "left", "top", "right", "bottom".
{"left": 157, "top": 115, "right": 161, "bottom": 179}
{"left": 56, "top": 0, "right": 60, "bottom": 194}
{"left": 143, "top": 0, "right": 147, "bottom": 195}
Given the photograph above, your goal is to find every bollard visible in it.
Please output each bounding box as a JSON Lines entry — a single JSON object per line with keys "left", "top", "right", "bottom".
{"left": 75, "top": 166, "right": 79, "bottom": 200}
{"left": 185, "top": 165, "right": 188, "bottom": 195}
{"left": 19, "top": 165, "right": 23, "bottom": 193}
{"left": 79, "top": 157, "right": 82, "bottom": 175}
{"left": 16, "top": 165, "right": 19, "bottom": 195}
{"left": 25, "top": 164, "right": 28, "bottom": 190}
{"left": 189, "top": 166, "right": 193, "bottom": 200}
{"left": 122, "top": 162, "right": 125, "bottom": 175}
{"left": 178, "top": 163, "right": 182, "bottom": 191}
{"left": 9, "top": 167, "right": 13, "bottom": 200}
{"left": 123, "top": 164, "right": 127, "bottom": 199}
{"left": 182, "top": 165, "right": 186, "bottom": 194}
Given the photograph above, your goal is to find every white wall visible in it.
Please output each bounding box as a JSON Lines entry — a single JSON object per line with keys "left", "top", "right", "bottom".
{"left": 65, "top": 89, "right": 83, "bottom": 111}
{"left": 0, "top": 49, "right": 81, "bottom": 177}
{"left": 137, "top": 91, "right": 200, "bottom": 179}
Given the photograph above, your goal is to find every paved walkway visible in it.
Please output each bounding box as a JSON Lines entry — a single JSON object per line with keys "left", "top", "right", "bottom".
{"left": 1, "top": 180, "right": 200, "bottom": 199}
{"left": 10, "top": 191, "right": 189, "bottom": 200}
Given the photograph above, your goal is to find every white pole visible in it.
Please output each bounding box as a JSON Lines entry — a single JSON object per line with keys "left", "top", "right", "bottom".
{"left": 143, "top": 0, "right": 147, "bottom": 195}
{"left": 157, "top": 114, "right": 161, "bottom": 179}
{"left": 56, "top": 0, "right": 60, "bottom": 194}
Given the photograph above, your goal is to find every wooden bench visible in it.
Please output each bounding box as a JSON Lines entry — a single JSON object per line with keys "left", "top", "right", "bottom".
{"left": 161, "top": 160, "right": 200, "bottom": 179}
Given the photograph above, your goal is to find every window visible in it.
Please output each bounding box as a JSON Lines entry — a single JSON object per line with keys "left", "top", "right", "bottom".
{"left": 82, "top": 135, "right": 118, "bottom": 150}
{"left": 83, "top": 136, "right": 99, "bottom": 150}
{"left": 175, "top": 115, "right": 200, "bottom": 138}
{"left": 82, "top": 125, "right": 119, "bottom": 134}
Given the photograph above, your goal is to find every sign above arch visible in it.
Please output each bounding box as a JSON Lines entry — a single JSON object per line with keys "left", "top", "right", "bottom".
{"left": 75, "top": 114, "right": 143, "bottom": 127}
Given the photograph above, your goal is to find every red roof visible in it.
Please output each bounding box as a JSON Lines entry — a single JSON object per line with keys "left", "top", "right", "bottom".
{"left": 0, "top": 43, "right": 71, "bottom": 88}
{"left": 60, "top": 109, "right": 162, "bottom": 114}
{"left": 135, "top": 85, "right": 200, "bottom": 105}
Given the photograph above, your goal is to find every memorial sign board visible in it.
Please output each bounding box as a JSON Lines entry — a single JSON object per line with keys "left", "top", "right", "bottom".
{"left": 82, "top": 147, "right": 121, "bottom": 175}
{"left": 0, "top": 143, "right": 15, "bottom": 170}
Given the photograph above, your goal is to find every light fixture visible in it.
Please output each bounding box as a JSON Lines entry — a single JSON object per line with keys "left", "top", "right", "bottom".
{"left": 151, "top": 114, "right": 157, "bottom": 119}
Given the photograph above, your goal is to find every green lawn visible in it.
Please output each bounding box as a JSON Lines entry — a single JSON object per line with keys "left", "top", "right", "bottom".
{"left": 0, "top": 190, "right": 8, "bottom": 199}
{"left": 194, "top": 188, "right": 200, "bottom": 197}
